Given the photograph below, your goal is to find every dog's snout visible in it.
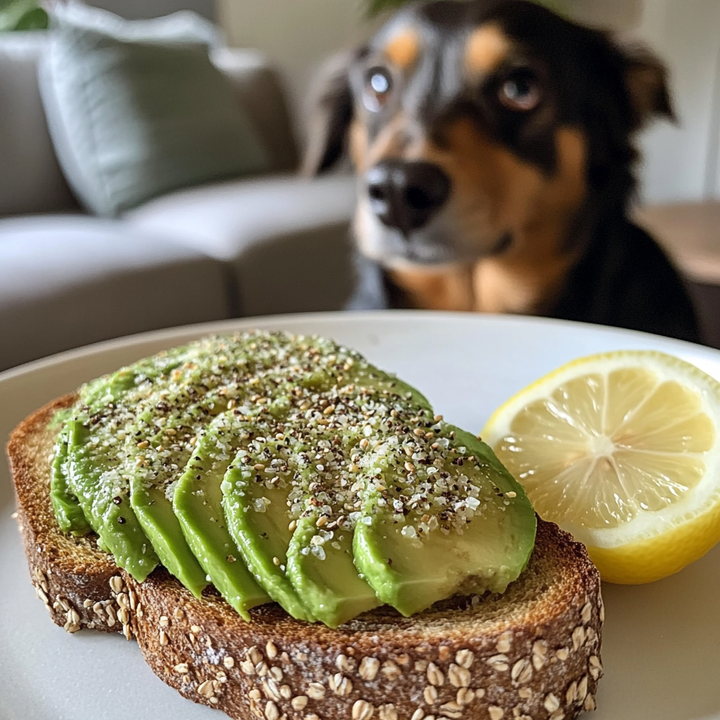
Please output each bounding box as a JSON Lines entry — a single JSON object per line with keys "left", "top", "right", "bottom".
{"left": 366, "top": 161, "right": 450, "bottom": 235}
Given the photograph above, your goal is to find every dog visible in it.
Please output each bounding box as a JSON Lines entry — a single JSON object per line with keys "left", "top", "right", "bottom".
{"left": 303, "top": 0, "right": 701, "bottom": 344}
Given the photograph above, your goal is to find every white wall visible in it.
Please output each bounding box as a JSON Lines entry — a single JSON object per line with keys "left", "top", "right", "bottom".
{"left": 217, "top": 0, "right": 378, "bottom": 146}
{"left": 218, "top": 0, "right": 720, "bottom": 204}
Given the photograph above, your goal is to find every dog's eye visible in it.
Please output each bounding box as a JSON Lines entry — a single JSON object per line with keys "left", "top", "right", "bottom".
{"left": 499, "top": 68, "right": 541, "bottom": 111}
{"left": 364, "top": 67, "right": 393, "bottom": 112}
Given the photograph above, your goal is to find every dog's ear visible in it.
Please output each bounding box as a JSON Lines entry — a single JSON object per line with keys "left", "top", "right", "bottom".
{"left": 301, "top": 50, "right": 358, "bottom": 176}
{"left": 620, "top": 41, "right": 676, "bottom": 130}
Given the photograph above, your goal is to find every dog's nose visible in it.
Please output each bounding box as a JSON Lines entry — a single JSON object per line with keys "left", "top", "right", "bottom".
{"left": 366, "top": 161, "right": 450, "bottom": 235}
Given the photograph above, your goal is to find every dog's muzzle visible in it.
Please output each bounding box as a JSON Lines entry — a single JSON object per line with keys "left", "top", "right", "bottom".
{"left": 366, "top": 160, "right": 451, "bottom": 237}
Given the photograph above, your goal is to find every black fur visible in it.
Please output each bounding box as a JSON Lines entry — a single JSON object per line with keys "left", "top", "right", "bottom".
{"left": 305, "top": 0, "right": 701, "bottom": 344}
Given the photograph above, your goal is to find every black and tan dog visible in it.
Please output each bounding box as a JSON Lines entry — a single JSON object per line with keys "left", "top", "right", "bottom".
{"left": 303, "top": 0, "right": 701, "bottom": 343}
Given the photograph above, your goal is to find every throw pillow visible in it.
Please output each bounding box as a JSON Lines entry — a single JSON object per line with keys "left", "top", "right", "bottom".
{"left": 39, "top": 3, "right": 270, "bottom": 217}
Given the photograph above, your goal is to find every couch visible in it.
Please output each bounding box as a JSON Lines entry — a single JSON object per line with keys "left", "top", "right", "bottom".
{"left": 0, "top": 31, "right": 358, "bottom": 372}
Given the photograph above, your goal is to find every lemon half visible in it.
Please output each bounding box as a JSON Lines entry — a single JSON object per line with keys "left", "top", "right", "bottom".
{"left": 482, "top": 350, "right": 720, "bottom": 584}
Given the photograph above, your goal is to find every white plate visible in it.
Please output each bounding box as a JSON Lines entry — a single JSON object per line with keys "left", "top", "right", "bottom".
{"left": 1, "top": 311, "right": 719, "bottom": 720}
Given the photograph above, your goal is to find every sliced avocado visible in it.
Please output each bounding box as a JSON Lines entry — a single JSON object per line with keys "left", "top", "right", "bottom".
{"left": 50, "top": 428, "right": 92, "bottom": 536}
{"left": 282, "top": 369, "right": 427, "bottom": 627}
{"left": 130, "top": 480, "right": 208, "bottom": 598}
{"left": 287, "top": 514, "right": 379, "bottom": 628}
{"left": 353, "top": 421, "right": 536, "bottom": 616}
{"left": 222, "top": 439, "right": 315, "bottom": 622}
{"left": 54, "top": 330, "right": 536, "bottom": 628}
{"left": 174, "top": 413, "right": 271, "bottom": 620}
{"left": 65, "top": 420, "right": 160, "bottom": 580}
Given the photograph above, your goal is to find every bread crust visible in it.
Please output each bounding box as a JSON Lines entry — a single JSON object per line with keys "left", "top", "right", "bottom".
{"left": 8, "top": 397, "right": 604, "bottom": 720}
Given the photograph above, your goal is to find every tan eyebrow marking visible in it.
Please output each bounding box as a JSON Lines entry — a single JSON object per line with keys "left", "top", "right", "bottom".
{"left": 384, "top": 27, "right": 421, "bottom": 69}
{"left": 465, "top": 24, "right": 511, "bottom": 76}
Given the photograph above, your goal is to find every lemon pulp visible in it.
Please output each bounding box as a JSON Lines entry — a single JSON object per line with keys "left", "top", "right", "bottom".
{"left": 482, "top": 351, "right": 720, "bottom": 584}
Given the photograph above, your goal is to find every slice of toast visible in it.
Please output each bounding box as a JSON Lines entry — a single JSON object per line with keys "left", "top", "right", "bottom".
{"left": 8, "top": 395, "right": 603, "bottom": 720}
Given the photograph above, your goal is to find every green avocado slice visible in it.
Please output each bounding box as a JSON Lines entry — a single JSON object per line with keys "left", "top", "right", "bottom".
{"left": 287, "top": 513, "right": 380, "bottom": 628}
{"left": 50, "top": 428, "right": 92, "bottom": 536}
{"left": 353, "top": 422, "right": 536, "bottom": 616}
{"left": 221, "top": 431, "right": 316, "bottom": 622}
{"left": 65, "top": 420, "right": 160, "bottom": 580}
{"left": 174, "top": 413, "right": 271, "bottom": 619}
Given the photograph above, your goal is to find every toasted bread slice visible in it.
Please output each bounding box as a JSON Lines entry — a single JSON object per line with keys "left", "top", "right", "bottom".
{"left": 8, "top": 396, "right": 603, "bottom": 720}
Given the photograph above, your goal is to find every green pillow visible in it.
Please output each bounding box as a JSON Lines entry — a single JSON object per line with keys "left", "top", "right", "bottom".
{"left": 39, "top": 4, "right": 270, "bottom": 217}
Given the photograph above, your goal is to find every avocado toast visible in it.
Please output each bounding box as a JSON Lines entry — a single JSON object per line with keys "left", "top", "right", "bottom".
{"left": 8, "top": 331, "right": 603, "bottom": 720}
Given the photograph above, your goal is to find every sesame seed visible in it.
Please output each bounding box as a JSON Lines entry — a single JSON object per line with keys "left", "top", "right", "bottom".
{"left": 448, "top": 664, "right": 470, "bottom": 688}
{"left": 496, "top": 631, "right": 513, "bottom": 653}
{"left": 223, "top": 656, "right": 235, "bottom": 669}
{"left": 174, "top": 663, "right": 189, "bottom": 674}
{"left": 351, "top": 699, "right": 375, "bottom": 720}
{"left": 455, "top": 649, "right": 474, "bottom": 669}
{"left": 572, "top": 625, "right": 587, "bottom": 651}
{"left": 197, "top": 680, "right": 214, "bottom": 698}
{"left": 266, "top": 641, "right": 278, "bottom": 659}
{"left": 581, "top": 602, "right": 593, "bottom": 624}
{"left": 307, "top": 683, "right": 325, "bottom": 700}
{"left": 511, "top": 659, "right": 532, "bottom": 684}
{"left": 456, "top": 688, "right": 475, "bottom": 705}
{"left": 291, "top": 696, "right": 308, "bottom": 711}
{"left": 329, "top": 673, "right": 353, "bottom": 696}
{"left": 566, "top": 681, "right": 578, "bottom": 706}
{"left": 359, "top": 656, "right": 380, "bottom": 681}
{"left": 378, "top": 706, "right": 398, "bottom": 720}
{"left": 439, "top": 701, "right": 463, "bottom": 719}
{"left": 336, "top": 654, "right": 356, "bottom": 673}
{"left": 262, "top": 679, "right": 281, "bottom": 701}
{"left": 426, "top": 663, "right": 444, "bottom": 687}
{"left": 191, "top": 624, "right": 202, "bottom": 634}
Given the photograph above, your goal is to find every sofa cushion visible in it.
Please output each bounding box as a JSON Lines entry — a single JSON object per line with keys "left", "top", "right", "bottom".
{"left": 39, "top": 3, "right": 270, "bottom": 217}
{"left": 0, "top": 33, "right": 77, "bottom": 217}
{"left": 126, "top": 173, "right": 358, "bottom": 317}
{"left": 0, "top": 215, "right": 230, "bottom": 371}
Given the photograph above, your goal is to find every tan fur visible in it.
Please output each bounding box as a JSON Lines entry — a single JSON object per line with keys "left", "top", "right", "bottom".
{"left": 389, "top": 125, "right": 588, "bottom": 314}
{"left": 350, "top": 112, "right": 416, "bottom": 172}
{"left": 388, "top": 265, "right": 476, "bottom": 311}
{"left": 465, "top": 24, "right": 511, "bottom": 76}
{"left": 384, "top": 27, "right": 421, "bottom": 69}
